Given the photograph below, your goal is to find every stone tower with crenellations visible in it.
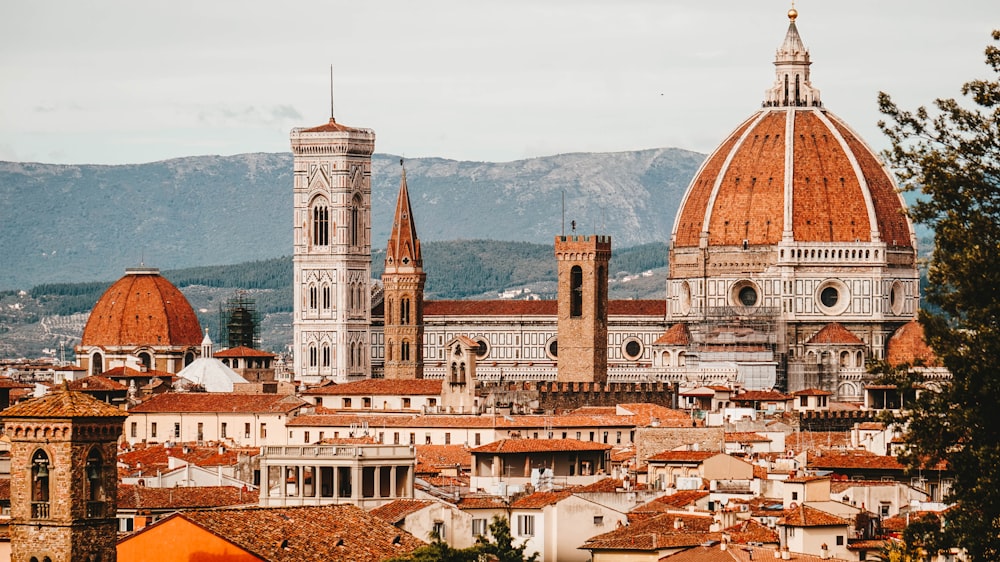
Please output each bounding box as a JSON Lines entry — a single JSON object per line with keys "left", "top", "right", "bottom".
{"left": 555, "top": 234, "right": 611, "bottom": 383}
{"left": 3, "top": 386, "right": 126, "bottom": 562}
{"left": 291, "top": 111, "right": 375, "bottom": 383}
{"left": 382, "top": 164, "right": 426, "bottom": 380}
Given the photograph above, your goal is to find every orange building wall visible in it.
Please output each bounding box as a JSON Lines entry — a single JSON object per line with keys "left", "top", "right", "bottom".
{"left": 117, "top": 515, "right": 262, "bottom": 562}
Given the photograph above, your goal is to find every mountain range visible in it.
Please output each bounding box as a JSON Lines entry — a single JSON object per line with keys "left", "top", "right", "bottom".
{"left": 0, "top": 149, "right": 705, "bottom": 290}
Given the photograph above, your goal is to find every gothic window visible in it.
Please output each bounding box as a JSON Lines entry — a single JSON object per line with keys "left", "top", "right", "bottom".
{"left": 401, "top": 340, "right": 411, "bottom": 362}
{"left": 91, "top": 352, "right": 103, "bottom": 376}
{"left": 386, "top": 298, "right": 393, "bottom": 324}
{"left": 322, "top": 343, "right": 331, "bottom": 368}
{"left": 309, "top": 344, "right": 318, "bottom": 368}
{"left": 31, "top": 449, "right": 50, "bottom": 519}
{"left": 387, "top": 341, "right": 393, "bottom": 361}
{"left": 312, "top": 202, "right": 330, "bottom": 246}
{"left": 350, "top": 194, "right": 362, "bottom": 247}
{"left": 309, "top": 285, "right": 318, "bottom": 310}
{"left": 401, "top": 298, "right": 411, "bottom": 325}
{"left": 86, "top": 449, "right": 105, "bottom": 518}
{"left": 570, "top": 266, "right": 583, "bottom": 317}
{"left": 322, "top": 284, "right": 331, "bottom": 310}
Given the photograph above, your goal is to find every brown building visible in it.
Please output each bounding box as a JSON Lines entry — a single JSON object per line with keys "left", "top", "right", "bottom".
{"left": 555, "top": 234, "right": 611, "bottom": 383}
{"left": 2, "top": 386, "right": 126, "bottom": 562}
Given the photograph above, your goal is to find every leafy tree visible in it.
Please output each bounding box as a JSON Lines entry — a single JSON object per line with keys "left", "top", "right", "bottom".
{"left": 385, "top": 527, "right": 479, "bottom": 562}
{"left": 474, "top": 515, "right": 539, "bottom": 562}
{"left": 877, "top": 30, "right": 1000, "bottom": 561}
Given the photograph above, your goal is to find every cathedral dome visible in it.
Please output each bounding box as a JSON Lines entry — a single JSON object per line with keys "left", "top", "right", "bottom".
{"left": 80, "top": 267, "right": 202, "bottom": 347}
{"left": 671, "top": 13, "right": 914, "bottom": 251}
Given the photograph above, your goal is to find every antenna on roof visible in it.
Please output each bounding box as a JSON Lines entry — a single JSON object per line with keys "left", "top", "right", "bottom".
{"left": 330, "top": 64, "right": 336, "bottom": 121}
{"left": 561, "top": 190, "right": 565, "bottom": 236}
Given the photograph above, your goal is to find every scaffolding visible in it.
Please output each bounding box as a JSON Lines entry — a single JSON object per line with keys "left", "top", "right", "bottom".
{"left": 218, "top": 291, "right": 261, "bottom": 350}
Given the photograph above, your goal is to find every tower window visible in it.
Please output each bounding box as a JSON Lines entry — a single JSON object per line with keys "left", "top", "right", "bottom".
{"left": 309, "top": 285, "right": 318, "bottom": 310}
{"left": 400, "top": 298, "right": 411, "bottom": 325}
{"left": 31, "top": 450, "right": 50, "bottom": 519}
{"left": 322, "top": 344, "right": 331, "bottom": 368}
{"left": 312, "top": 204, "right": 330, "bottom": 246}
{"left": 401, "top": 341, "right": 411, "bottom": 362}
{"left": 350, "top": 194, "right": 362, "bottom": 247}
{"left": 570, "top": 265, "right": 583, "bottom": 317}
{"left": 322, "top": 284, "right": 331, "bottom": 310}
{"left": 309, "top": 344, "right": 318, "bottom": 368}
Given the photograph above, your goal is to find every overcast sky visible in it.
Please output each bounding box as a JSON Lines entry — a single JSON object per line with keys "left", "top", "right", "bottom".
{"left": 1, "top": 1, "right": 996, "bottom": 165}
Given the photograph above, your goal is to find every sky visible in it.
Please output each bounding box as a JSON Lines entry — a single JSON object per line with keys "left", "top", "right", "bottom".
{"left": 1, "top": 1, "right": 996, "bottom": 165}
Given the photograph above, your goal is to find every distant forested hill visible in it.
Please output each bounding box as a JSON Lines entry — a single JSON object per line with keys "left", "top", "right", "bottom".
{"left": 0, "top": 148, "right": 703, "bottom": 290}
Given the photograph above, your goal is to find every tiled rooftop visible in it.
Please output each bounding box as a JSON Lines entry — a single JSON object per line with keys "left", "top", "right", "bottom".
{"left": 583, "top": 512, "right": 722, "bottom": 551}
{"left": 128, "top": 392, "right": 307, "bottom": 414}
{"left": 1, "top": 386, "right": 126, "bottom": 419}
{"left": 806, "top": 322, "right": 864, "bottom": 345}
{"left": 646, "top": 450, "right": 717, "bottom": 463}
{"left": 304, "top": 379, "right": 442, "bottom": 396}
{"left": 471, "top": 438, "right": 612, "bottom": 454}
{"left": 67, "top": 375, "right": 127, "bottom": 392}
{"left": 214, "top": 346, "right": 276, "bottom": 358}
{"left": 778, "top": 504, "right": 849, "bottom": 527}
{"left": 886, "top": 320, "right": 940, "bottom": 367}
{"left": 654, "top": 324, "right": 691, "bottom": 346}
{"left": 369, "top": 499, "right": 435, "bottom": 524}
{"left": 117, "top": 484, "right": 258, "bottom": 510}
{"left": 510, "top": 490, "right": 572, "bottom": 509}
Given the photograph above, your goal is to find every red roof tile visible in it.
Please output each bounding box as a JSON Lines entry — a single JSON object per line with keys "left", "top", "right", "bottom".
{"left": 732, "top": 390, "right": 792, "bottom": 402}
{"left": 471, "top": 438, "right": 611, "bottom": 454}
{"left": 806, "top": 323, "right": 864, "bottom": 345}
{"left": 118, "top": 484, "right": 257, "bottom": 510}
{"left": 583, "top": 512, "right": 721, "bottom": 551}
{"left": 793, "top": 388, "right": 833, "bottom": 396}
{"left": 778, "top": 504, "right": 849, "bottom": 527}
{"left": 511, "top": 490, "right": 572, "bottom": 509}
{"left": 1, "top": 386, "right": 125, "bottom": 419}
{"left": 654, "top": 324, "right": 691, "bottom": 346}
{"left": 128, "top": 393, "right": 307, "bottom": 414}
{"left": 369, "top": 499, "right": 436, "bottom": 524}
{"left": 67, "top": 375, "right": 127, "bottom": 392}
{"left": 886, "top": 320, "right": 940, "bottom": 367}
{"left": 415, "top": 444, "right": 472, "bottom": 470}
{"left": 304, "top": 379, "right": 441, "bottom": 396}
{"left": 457, "top": 494, "right": 508, "bottom": 510}
{"left": 214, "top": 346, "right": 276, "bottom": 359}
{"left": 646, "top": 450, "right": 717, "bottom": 463}
{"left": 118, "top": 443, "right": 257, "bottom": 474}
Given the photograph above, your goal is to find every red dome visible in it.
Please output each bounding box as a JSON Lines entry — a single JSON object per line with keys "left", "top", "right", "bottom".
{"left": 81, "top": 268, "right": 202, "bottom": 347}
{"left": 673, "top": 107, "right": 913, "bottom": 249}
{"left": 886, "top": 320, "right": 940, "bottom": 367}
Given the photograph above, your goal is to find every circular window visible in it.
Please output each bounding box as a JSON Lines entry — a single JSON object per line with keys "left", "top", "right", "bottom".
{"left": 890, "top": 281, "right": 905, "bottom": 315}
{"left": 623, "top": 338, "right": 643, "bottom": 361}
{"left": 545, "top": 337, "right": 558, "bottom": 360}
{"left": 474, "top": 338, "right": 489, "bottom": 359}
{"left": 816, "top": 279, "right": 850, "bottom": 315}
{"left": 820, "top": 286, "right": 839, "bottom": 307}
{"left": 731, "top": 280, "right": 761, "bottom": 308}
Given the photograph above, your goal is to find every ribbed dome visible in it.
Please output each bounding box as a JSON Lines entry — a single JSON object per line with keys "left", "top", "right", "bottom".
{"left": 886, "top": 320, "right": 940, "bottom": 367}
{"left": 673, "top": 107, "right": 913, "bottom": 249}
{"left": 672, "top": 11, "right": 914, "bottom": 251}
{"left": 81, "top": 268, "right": 202, "bottom": 347}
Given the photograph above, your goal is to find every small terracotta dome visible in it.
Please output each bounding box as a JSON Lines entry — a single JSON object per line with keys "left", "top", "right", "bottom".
{"left": 886, "top": 320, "right": 939, "bottom": 367}
{"left": 80, "top": 267, "right": 202, "bottom": 347}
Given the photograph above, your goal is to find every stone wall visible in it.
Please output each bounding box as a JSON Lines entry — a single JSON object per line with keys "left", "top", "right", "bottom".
{"left": 634, "top": 426, "right": 726, "bottom": 463}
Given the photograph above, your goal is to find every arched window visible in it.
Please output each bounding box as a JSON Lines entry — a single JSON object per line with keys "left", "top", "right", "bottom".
{"left": 386, "top": 298, "right": 393, "bottom": 324}
{"left": 184, "top": 351, "right": 195, "bottom": 367}
{"left": 31, "top": 449, "right": 50, "bottom": 518}
{"left": 400, "top": 298, "right": 411, "bottom": 325}
{"left": 309, "top": 285, "right": 318, "bottom": 310}
{"left": 401, "top": 340, "right": 411, "bottom": 362}
{"left": 91, "top": 352, "right": 103, "bottom": 376}
{"left": 138, "top": 352, "right": 152, "bottom": 370}
{"left": 321, "top": 344, "right": 331, "bottom": 368}
{"left": 386, "top": 341, "right": 393, "bottom": 362}
{"left": 86, "top": 449, "right": 105, "bottom": 518}
{"left": 322, "top": 284, "right": 331, "bottom": 310}
{"left": 312, "top": 202, "right": 329, "bottom": 246}
{"left": 570, "top": 266, "right": 583, "bottom": 317}
{"left": 350, "top": 194, "right": 362, "bottom": 247}
{"left": 309, "top": 344, "right": 318, "bottom": 368}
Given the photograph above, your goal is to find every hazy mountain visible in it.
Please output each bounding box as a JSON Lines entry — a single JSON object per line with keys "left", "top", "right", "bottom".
{"left": 0, "top": 148, "right": 704, "bottom": 290}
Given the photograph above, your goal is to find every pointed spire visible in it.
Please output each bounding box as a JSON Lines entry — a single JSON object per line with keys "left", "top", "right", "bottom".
{"left": 763, "top": 8, "right": 821, "bottom": 107}
{"left": 201, "top": 328, "right": 213, "bottom": 358}
{"left": 385, "top": 159, "right": 422, "bottom": 270}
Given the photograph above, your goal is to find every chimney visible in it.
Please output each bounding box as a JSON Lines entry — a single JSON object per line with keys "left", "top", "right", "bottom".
{"left": 821, "top": 543, "right": 829, "bottom": 559}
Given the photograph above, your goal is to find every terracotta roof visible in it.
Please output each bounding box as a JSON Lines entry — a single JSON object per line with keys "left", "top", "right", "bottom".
{"left": 1, "top": 387, "right": 125, "bottom": 419}
{"left": 572, "top": 477, "right": 635, "bottom": 493}
{"left": 583, "top": 512, "right": 721, "bottom": 551}
{"left": 785, "top": 475, "right": 830, "bottom": 484}
{"left": 128, "top": 393, "right": 307, "bottom": 414}
{"left": 102, "top": 366, "right": 175, "bottom": 380}
{"left": 632, "top": 491, "right": 709, "bottom": 514}
{"left": 471, "top": 438, "right": 611, "bottom": 454}
{"left": 807, "top": 323, "right": 864, "bottom": 345}
{"left": 415, "top": 444, "right": 472, "bottom": 471}
{"left": 793, "top": 388, "right": 833, "bottom": 396}
{"left": 299, "top": 118, "right": 370, "bottom": 134}
{"left": 725, "top": 432, "right": 771, "bottom": 443}
{"left": 0, "top": 377, "right": 31, "bottom": 389}
{"left": 67, "top": 375, "right": 127, "bottom": 392}
{"left": 510, "top": 490, "right": 572, "bottom": 509}
{"left": 384, "top": 167, "right": 423, "bottom": 270}
{"left": 118, "top": 443, "right": 257, "bottom": 474}
{"left": 214, "top": 346, "right": 276, "bottom": 359}
{"left": 80, "top": 268, "right": 202, "bottom": 347}
{"left": 654, "top": 324, "right": 691, "bottom": 346}
{"left": 786, "top": 431, "right": 852, "bottom": 451}
{"left": 369, "top": 499, "right": 435, "bottom": 524}
{"left": 166, "top": 504, "right": 423, "bottom": 561}
{"left": 423, "top": 299, "right": 665, "bottom": 317}
{"left": 886, "top": 320, "right": 940, "bottom": 367}
{"left": 304, "top": 379, "right": 441, "bottom": 396}
{"left": 725, "top": 518, "right": 780, "bottom": 545}
{"left": 117, "top": 484, "right": 257, "bottom": 510}
{"left": 288, "top": 411, "right": 636, "bottom": 430}
{"left": 806, "top": 450, "right": 913, "bottom": 471}
{"left": 778, "top": 504, "right": 849, "bottom": 527}
{"left": 646, "top": 450, "right": 717, "bottom": 463}
{"left": 457, "top": 494, "right": 508, "bottom": 510}
{"left": 732, "top": 390, "right": 792, "bottom": 402}
{"left": 673, "top": 107, "right": 913, "bottom": 249}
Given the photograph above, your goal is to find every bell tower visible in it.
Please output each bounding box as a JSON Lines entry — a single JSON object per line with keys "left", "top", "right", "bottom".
{"left": 291, "top": 110, "right": 375, "bottom": 383}
{"left": 3, "top": 386, "right": 126, "bottom": 562}
{"left": 382, "top": 163, "right": 426, "bottom": 380}
{"left": 555, "top": 234, "right": 611, "bottom": 383}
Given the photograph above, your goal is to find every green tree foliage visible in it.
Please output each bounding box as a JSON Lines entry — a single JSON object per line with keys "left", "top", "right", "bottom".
{"left": 388, "top": 515, "right": 538, "bottom": 562}
{"left": 877, "top": 30, "right": 1000, "bottom": 561}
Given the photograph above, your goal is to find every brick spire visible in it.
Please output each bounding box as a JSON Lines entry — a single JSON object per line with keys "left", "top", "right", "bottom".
{"left": 385, "top": 162, "right": 422, "bottom": 270}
